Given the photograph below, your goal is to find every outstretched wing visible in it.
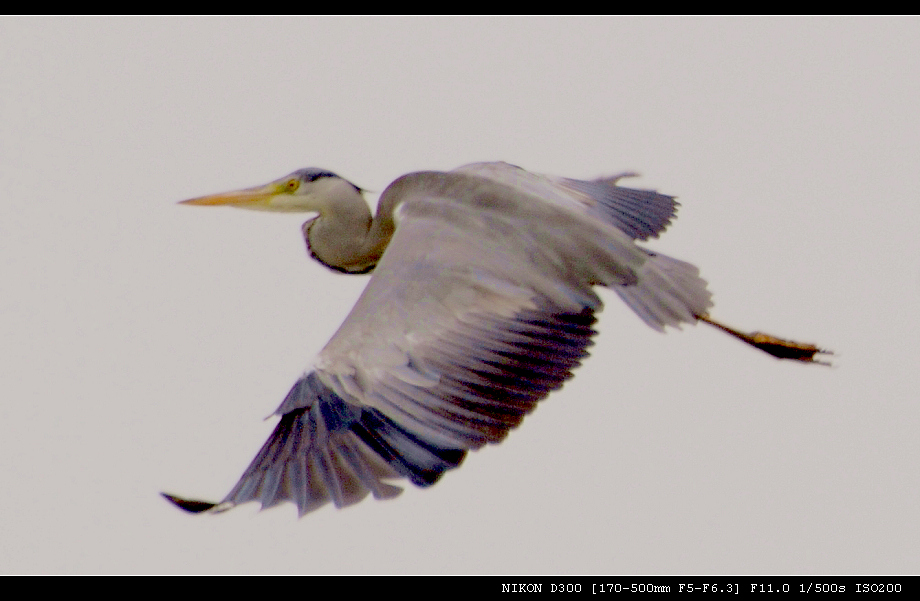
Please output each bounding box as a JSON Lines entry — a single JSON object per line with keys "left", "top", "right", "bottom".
{"left": 164, "top": 167, "right": 710, "bottom": 516}
{"left": 185, "top": 303, "right": 599, "bottom": 516}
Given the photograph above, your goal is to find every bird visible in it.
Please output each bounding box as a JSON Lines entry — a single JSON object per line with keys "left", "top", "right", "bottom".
{"left": 163, "top": 162, "right": 830, "bottom": 517}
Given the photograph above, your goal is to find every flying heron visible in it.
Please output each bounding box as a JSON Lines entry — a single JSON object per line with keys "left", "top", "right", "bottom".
{"left": 163, "top": 162, "right": 829, "bottom": 517}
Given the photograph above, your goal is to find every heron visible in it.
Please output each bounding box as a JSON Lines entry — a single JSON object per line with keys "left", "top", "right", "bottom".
{"left": 163, "top": 162, "right": 829, "bottom": 517}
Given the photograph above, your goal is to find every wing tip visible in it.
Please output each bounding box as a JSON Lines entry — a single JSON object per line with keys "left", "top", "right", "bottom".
{"left": 161, "top": 492, "right": 220, "bottom": 514}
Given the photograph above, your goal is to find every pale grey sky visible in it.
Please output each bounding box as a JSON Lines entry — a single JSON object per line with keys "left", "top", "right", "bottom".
{"left": 2, "top": 16, "right": 918, "bottom": 574}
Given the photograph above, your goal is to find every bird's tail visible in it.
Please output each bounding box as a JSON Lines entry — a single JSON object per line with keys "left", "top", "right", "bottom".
{"left": 613, "top": 251, "right": 713, "bottom": 331}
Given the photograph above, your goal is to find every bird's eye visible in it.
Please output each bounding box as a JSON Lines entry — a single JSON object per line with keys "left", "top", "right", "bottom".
{"left": 286, "top": 179, "right": 300, "bottom": 193}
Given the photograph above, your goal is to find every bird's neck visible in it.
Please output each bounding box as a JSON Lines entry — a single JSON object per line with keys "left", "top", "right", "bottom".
{"left": 304, "top": 192, "right": 395, "bottom": 274}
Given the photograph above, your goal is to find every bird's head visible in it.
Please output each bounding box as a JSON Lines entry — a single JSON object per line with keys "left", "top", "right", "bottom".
{"left": 179, "top": 168, "right": 363, "bottom": 213}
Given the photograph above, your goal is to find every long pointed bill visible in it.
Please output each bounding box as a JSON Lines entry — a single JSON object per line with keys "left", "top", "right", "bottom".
{"left": 179, "top": 182, "right": 282, "bottom": 209}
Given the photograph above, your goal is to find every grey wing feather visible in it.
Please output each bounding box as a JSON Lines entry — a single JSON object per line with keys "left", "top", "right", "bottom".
{"left": 560, "top": 176, "right": 679, "bottom": 240}
{"left": 362, "top": 305, "right": 598, "bottom": 448}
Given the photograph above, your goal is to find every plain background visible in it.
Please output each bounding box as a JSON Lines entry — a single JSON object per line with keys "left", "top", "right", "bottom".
{"left": 1, "top": 17, "right": 918, "bottom": 574}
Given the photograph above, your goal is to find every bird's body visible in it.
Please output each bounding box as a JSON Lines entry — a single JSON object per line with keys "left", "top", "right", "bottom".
{"left": 166, "top": 162, "right": 828, "bottom": 517}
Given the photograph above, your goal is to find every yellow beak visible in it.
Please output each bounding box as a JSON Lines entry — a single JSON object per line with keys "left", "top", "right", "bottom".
{"left": 179, "top": 182, "right": 282, "bottom": 209}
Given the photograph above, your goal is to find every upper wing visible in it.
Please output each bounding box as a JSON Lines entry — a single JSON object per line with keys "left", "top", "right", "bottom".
{"left": 558, "top": 175, "right": 678, "bottom": 240}
{"left": 167, "top": 167, "right": 709, "bottom": 517}
{"left": 453, "top": 162, "right": 678, "bottom": 240}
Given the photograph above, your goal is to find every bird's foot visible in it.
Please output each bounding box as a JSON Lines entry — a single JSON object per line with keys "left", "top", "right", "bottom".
{"left": 698, "top": 315, "right": 833, "bottom": 366}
